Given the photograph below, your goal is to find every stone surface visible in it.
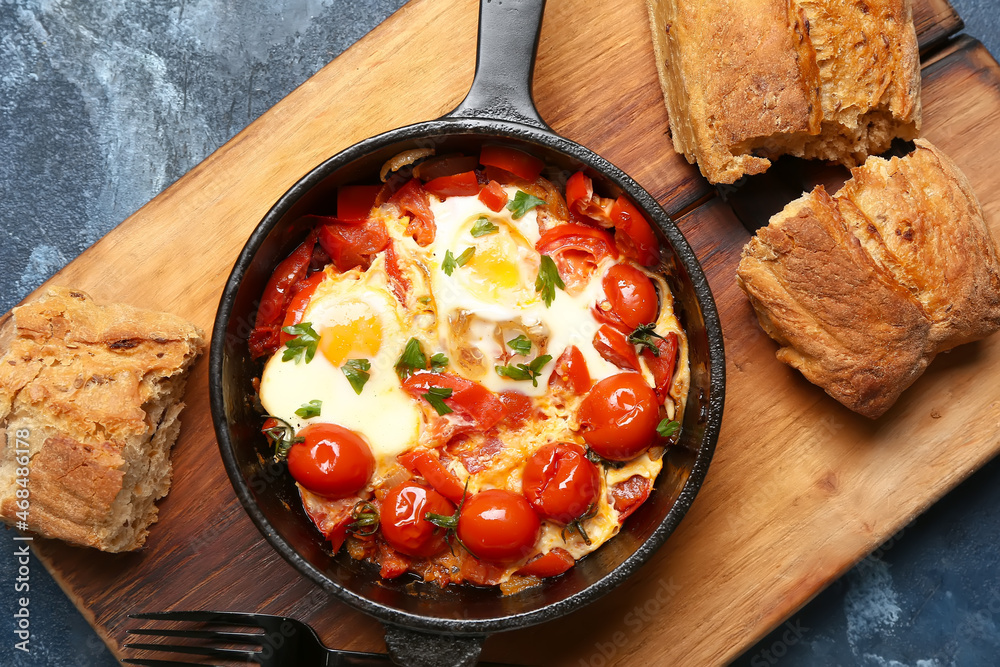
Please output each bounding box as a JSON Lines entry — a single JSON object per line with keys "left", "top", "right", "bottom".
{"left": 0, "top": 1, "right": 998, "bottom": 665}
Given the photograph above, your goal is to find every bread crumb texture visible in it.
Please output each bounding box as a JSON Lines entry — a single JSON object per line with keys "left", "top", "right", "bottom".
{"left": 647, "top": 0, "right": 921, "bottom": 183}
{"left": 737, "top": 140, "right": 1000, "bottom": 418}
{"left": 0, "top": 287, "right": 205, "bottom": 551}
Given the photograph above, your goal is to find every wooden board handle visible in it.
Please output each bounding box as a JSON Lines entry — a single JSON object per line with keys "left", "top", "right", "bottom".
{"left": 447, "top": 0, "right": 551, "bottom": 130}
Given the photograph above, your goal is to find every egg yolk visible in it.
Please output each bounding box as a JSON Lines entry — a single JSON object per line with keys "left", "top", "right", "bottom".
{"left": 318, "top": 302, "right": 382, "bottom": 366}
{"left": 462, "top": 224, "right": 536, "bottom": 305}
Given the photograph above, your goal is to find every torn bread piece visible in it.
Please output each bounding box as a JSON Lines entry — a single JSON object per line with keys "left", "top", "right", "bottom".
{"left": 737, "top": 140, "right": 1000, "bottom": 418}
{"left": 0, "top": 287, "right": 205, "bottom": 551}
{"left": 647, "top": 0, "right": 921, "bottom": 184}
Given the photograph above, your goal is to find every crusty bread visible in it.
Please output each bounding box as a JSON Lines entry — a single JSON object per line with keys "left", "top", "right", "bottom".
{"left": 647, "top": 0, "right": 922, "bottom": 184}
{"left": 0, "top": 288, "right": 204, "bottom": 551}
{"left": 737, "top": 140, "right": 1000, "bottom": 418}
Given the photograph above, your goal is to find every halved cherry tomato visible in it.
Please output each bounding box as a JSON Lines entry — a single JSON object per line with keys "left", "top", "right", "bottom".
{"left": 384, "top": 241, "right": 410, "bottom": 304}
{"left": 397, "top": 449, "right": 466, "bottom": 505}
{"left": 642, "top": 332, "right": 679, "bottom": 402}
{"left": 478, "top": 180, "right": 509, "bottom": 212}
{"left": 610, "top": 196, "right": 660, "bottom": 267}
{"left": 249, "top": 231, "right": 317, "bottom": 358}
{"left": 380, "top": 482, "right": 454, "bottom": 558}
{"left": 389, "top": 178, "right": 436, "bottom": 246}
{"left": 536, "top": 224, "right": 618, "bottom": 291}
{"left": 317, "top": 218, "right": 390, "bottom": 272}
{"left": 457, "top": 489, "right": 541, "bottom": 562}
{"left": 400, "top": 372, "right": 506, "bottom": 436}
{"left": 298, "top": 487, "right": 359, "bottom": 552}
{"left": 424, "top": 171, "right": 480, "bottom": 198}
{"left": 337, "top": 185, "right": 381, "bottom": 221}
{"left": 597, "top": 263, "right": 659, "bottom": 331}
{"left": 610, "top": 475, "right": 652, "bottom": 523}
{"left": 548, "top": 345, "right": 592, "bottom": 395}
{"left": 287, "top": 424, "right": 375, "bottom": 498}
{"left": 516, "top": 548, "right": 575, "bottom": 578}
{"left": 565, "top": 171, "right": 613, "bottom": 226}
{"left": 522, "top": 442, "right": 600, "bottom": 524}
{"left": 578, "top": 373, "right": 659, "bottom": 461}
{"left": 593, "top": 325, "right": 640, "bottom": 372}
{"left": 480, "top": 145, "right": 545, "bottom": 182}
{"left": 279, "top": 271, "right": 326, "bottom": 345}
{"left": 498, "top": 390, "right": 533, "bottom": 428}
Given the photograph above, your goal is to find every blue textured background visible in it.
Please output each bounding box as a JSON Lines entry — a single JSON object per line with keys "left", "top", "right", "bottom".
{"left": 0, "top": 1, "right": 998, "bottom": 665}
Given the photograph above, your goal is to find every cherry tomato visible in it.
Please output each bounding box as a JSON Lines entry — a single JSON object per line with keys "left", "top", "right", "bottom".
{"left": 337, "top": 185, "right": 381, "bottom": 221}
{"left": 642, "top": 332, "right": 679, "bottom": 401}
{"left": 565, "top": 171, "right": 614, "bottom": 226}
{"left": 457, "top": 489, "right": 541, "bottom": 562}
{"left": 593, "top": 325, "right": 640, "bottom": 372}
{"left": 548, "top": 345, "right": 592, "bottom": 395}
{"left": 610, "top": 475, "right": 652, "bottom": 523}
{"left": 287, "top": 424, "right": 375, "bottom": 498}
{"left": 578, "top": 373, "right": 659, "bottom": 461}
{"left": 317, "top": 218, "right": 390, "bottom": 272}
{"left": 479, "top": 145, "right": 545, "bottom": 182}
{"left": 397, "top": 449, "right": 466, "bottom": 504}
{"left": 424, "top": 171, "right": 481, "bottom": 198}
{"left": 610, "top": 196, "right": 660, "bottom": 267}
{"left": 536, "top": 224, "right": 618, "bottom": 290}
{"left": 389, "top": 178, "right": 436, "bottom": 246}
{"left": 380, "top": 482, "right": 454, "bottom": 558}
{"left": 599, "top": 264, "right": 658, "bottom": 331}
{"left": 522, "top": 442, "right": 600, "bottom": 524}
{"left": 516, "top": 547, "right": 576, "bottom": 578}
{"left": 248, "top": 231, "right": 317, "bottom": 358}
{"left": 478, "top": 180, "right": 509, "bottom": 212}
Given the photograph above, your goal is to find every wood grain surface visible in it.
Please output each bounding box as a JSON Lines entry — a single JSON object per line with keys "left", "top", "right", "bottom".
{"left": 19, "top": 0, "right": 999, "bottom": 664}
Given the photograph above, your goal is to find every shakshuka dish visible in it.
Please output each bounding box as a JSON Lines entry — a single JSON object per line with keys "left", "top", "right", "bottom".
{"left": 248, "top": 144, "right": 689, "bottom": 594}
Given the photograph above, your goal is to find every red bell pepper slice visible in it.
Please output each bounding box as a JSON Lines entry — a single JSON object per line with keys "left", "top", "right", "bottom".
{"left": 317, "top": 218, "right": 390, "bottom": 272}
{"left": 398, "top": 449, "right": 466, "bottom": 504}
{"left": 516, "top": 548, "right": 575, "bottom": 578}
{"left": 593, "top": 324, "right": 640, "bottom": 372}
{"left": 480, "top": 145, "right": 545, "bottom": 182}
{"left": 610, "top": 475, "right": 651, "bottom": 523}
{"left": 278, "top": 271, "right": 326, "bottom": 345}
{"left": 337, "top": 185, "right": 381, "bottom": 221}
{"left": 610, "top": 196, "right": 660, "bottom": 267}
{"left": 248, "top": 231, "right": 317, "bottom": 358}
{"left": 389, "top": 178, "right": 436, "bottom": 246}
{"left": 400, "top": 372, "right": 506, "bottom": 436}
{"left": 424, "top": 171, "right": 481, "bottom": 198}
{"left": 478, "top": 180, "right": 509, "bottom": 212}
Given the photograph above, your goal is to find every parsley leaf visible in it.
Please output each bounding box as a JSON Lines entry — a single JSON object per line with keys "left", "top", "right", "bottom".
{"left": 657, "top": 419, "right": 681, "bottom": 439}
{"left": 471, "top": 216, "right": 500, "bottom": 237}
{"left": 395, "top": 338, "right": 427, "bottom": 380}
{"left": 495, "top": 354, "right": 553, "bottom": 387}
{"left": 507, "top": 190, "right": 547, "bottom": 219}
{"left": 418, "top": 296, "right": 432, "bottom": 305}
{"left": 430, "top": 353, "right": 449, "bottom": 372}
{"left": 628, "top": 323, "right": 666, "bottom": 356}
{"left": 507, "top": 335, "right": 532, "bottom": 356}
{"left": 423, "top": 386, "right": 454, "bottom": 415}
{"left": 341, "top": 359, "right": 372, "bottom": 395}
{"left": 443, "top": 247, "right": 475, "bottom": 276}
{"left": 295, "top": 400, "right": 323, "bottom": 419}
{"left": 281, "top": 322, "right": 320, "bottom": 364}
{"left": 534, "top": 255, "right": 566, "bottom": 307}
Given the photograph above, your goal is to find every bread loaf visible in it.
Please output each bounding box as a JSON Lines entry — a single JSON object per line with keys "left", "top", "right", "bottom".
{"left": 647, "top": 0, "right": 922, "bottom": 184}
{"left": 0, "top": 288, "right": 205, "bottom": 551}
{"left": 737, "top": 140, "right": 1000, "bottom": 418}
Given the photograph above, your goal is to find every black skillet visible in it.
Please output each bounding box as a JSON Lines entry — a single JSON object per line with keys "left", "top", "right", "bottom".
{"left": 210, "top": 1, "right": 725, "bottom": 665}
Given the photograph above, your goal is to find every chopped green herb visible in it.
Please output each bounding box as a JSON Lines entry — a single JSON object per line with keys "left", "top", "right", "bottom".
{"left": 585, "top": 447, "right": 628, "bottom": 470}
{"left": 507, "top": 335, "right": 532, "bottom": 356}
{"left": 470, "top": 216, "right": 500, "bottom": 238}
{"left": 281, "top": 322, "right": 320, "bottom": 364}
{"left": 423, "top": 386, "right": 454, "bottom": 416}
{"left": 348, "top": 500, "right": 380, "bottom": 536}
{"left": 430, "top": 353, "right": 449, "bottom": 372}
{"left": 628, "top": 323, "right": 666, "bottom": 356}
{"left": 534, "top": 255, "right": 566, "bottom": 307}
{"left": 507, "top": 190, "right": 547, "bottom": 219}
{"left": 341, "top": 359, "right": 372, "bottom": 395}
{"left": 443, "top": 247, "right": 475, "bottom": 276}
{"left": 657, "top": 419, "right": 681, "bottom": 439}
{"left": 495, "top": 354, "right": 553, "bottom": 388}
{"left": 262, "top": 416, "right": 303, "bottom": 461}
{"left": 395, "top": 337, "right": 427, "bottom": 380}
{"left": 294, "top": 400, "right": 323, "bottom": 419}
{"left": 418, "top": 296, "right": 432, "bottom": 305}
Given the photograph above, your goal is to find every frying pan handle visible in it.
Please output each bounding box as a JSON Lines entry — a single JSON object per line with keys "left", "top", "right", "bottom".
{"left": 383, "top": 625, "right": 485, "bottom": 667}
{"left": 447, "top": 0, "right": 551, "bottom": 131}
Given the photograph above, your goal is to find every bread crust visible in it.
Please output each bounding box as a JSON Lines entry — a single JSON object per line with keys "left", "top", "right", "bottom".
{"left": 0, "top": 288, "right": 204, "bottom": 551}
{"left": 737, "top": 140, "right": 1000, "bottom": 418}
{"left": 647, "top": 0, "right": 922, "bottom": 184}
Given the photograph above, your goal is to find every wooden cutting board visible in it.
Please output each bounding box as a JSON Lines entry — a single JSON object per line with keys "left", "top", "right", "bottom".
{"left": 23, "top": 0, "right": 1000, "bottom": 664}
